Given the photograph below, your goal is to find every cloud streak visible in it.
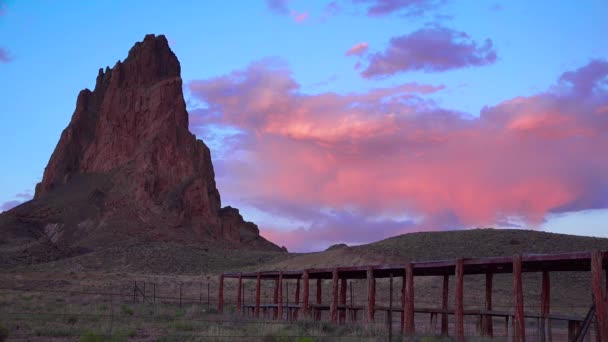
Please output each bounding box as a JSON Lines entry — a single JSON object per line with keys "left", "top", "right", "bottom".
{"left": 0, "top": 200, "right": 21, "bottom": 212}
{"left": 266, "top": 0, "right": 289, "bottom": 15}
{"left": 345, "top": 42, "right": 369, "bottom": 56}
{"left": 362, "top": 26, "right": 497, "bottom": 77}
{"left": 0, "top": 48, "right": 11, "bottom": 63}
{"left": 353, "top": 0, "right": 444, "bottom": 17}
{"left": 188, "top": 58, "right": 608, "bottom": 251}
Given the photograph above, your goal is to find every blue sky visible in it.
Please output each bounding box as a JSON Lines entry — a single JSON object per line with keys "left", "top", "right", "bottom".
{"left": 1, "top": 0, "right": 607, "bottom": 251}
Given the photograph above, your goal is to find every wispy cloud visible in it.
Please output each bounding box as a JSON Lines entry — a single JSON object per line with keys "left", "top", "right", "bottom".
{"left": 266, "top": 0, "right": 289, "bottom": 15}
{"left": 361, "top": 26, "right": 497, "bottom": 77}
{"left": 0, "top": 48, "right": 11, "bottom": 63}
{"left": 353, "top": 0, "right": 445, "bottom": 17}
{"left": 345, "top": 42, "right": 369, "bottom": 56}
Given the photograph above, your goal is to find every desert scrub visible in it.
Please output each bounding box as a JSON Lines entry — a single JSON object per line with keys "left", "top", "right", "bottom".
{"left": 120, "top": 304, "right": 134, "bottom": 316}
{"left": 80, "top": 329, "right": 136, "bottom": 342}
{"left": 35, "top": 326, "right": 75, "bottom": 337}
{"left": 80, "top": 331, "right": 104, "bottom": 342}
{"left": 172, "top": 321, "right": 195, "bottom": 331}
{"left": 0, "top": 323, "right": 8, "bottom": 342}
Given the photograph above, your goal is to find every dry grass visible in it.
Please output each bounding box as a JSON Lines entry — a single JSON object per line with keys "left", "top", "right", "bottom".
{"left": 1, "top": 228, "right": 607, "bottom": 340}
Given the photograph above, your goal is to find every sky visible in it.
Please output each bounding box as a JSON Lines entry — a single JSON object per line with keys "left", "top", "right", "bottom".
{"left": 0, "top": 0, "right": 607, "bottom": 252}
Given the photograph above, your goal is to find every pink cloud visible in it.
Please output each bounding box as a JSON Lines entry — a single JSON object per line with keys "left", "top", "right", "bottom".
{"left": 188, "top": 59, "right": 608, "bottom": 251}
{"left": 0, "top": 48, "right": 11, "bottom": 63}
{"left": 361, "top": 26, "right": 497, "bottom": 77}
{"left": 353, "top": 0, "right": 444, "bottom": 17}
{"left": 345, "top": 42, "right": 369, "bottom": 56}
{"left": 291, "top": 10, "right": 309, "bottom": 23}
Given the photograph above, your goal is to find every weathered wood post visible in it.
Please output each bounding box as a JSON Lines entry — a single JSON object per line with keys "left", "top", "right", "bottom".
{"left": 592, "top": 251, "right": 608, "bottom": 342}
{"left": 455, "top": 258, "right": 464, "bottom": 341}
{"left": 316, "top": 278, "right": 322, "bottom": 321}
{"left": 179, "top": 283, "right": 183, "bottom": 308}
{"left": 442, "top": 274, "right": 449, "bottom": 336}
{"left": 401, "top": 272, "right": 406, "bottom": 333}
{"left": 340, "top": 278, "right": 347, "bottom": 324}
{"left": 367, "top": 267, "right": 376, "bottom": 323}
{"left": 513, "top": 254, "right": 525, "bottom": 342}
{"left": 350, "top": 281, "right": 356, "bottom": 322}
{"left": 255, "top": 272, "right": 261, "bottom": 318}
{"left": 237, "top": 273, "right": 243, "bottom": 314}
{"left": 294, "top": 278, "right": 301, "bottom": 320}
{"left": 482, "top": 272, "right": 494, "bottom": 337}
{"left": 540, "top": 271, "right": 551, "bottom": 342}
{"left": 302, "top": 270, "right": 310, "bottom": 319}
{"left": 331, "top": 268, "right": 339, "bottom": 324}
{"left": 286, "top": 280, "right": 290, "bottom": 321}
{"left": 278, "top": 272, "right": 284, "bottom": 320}
{"left": 218, "top": 274, "right": 224, "bottom": 313}
{"left": 389, "top": 273, "right": 394, "bottom": 341}
{"left": 405, "top": 262, "right": 415, "bottom": 334}
{"left": 273, "top": 277, "right": 279, "bottom": 320}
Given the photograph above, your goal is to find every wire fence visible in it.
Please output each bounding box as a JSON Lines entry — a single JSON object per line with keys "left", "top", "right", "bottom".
{"left": 0, "top": 277, "right": 601, "bottom": 341}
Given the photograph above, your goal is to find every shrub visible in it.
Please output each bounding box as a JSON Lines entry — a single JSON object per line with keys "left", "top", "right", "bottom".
{"left": 172, "top": 321, "right": 195, "bottom": 331}
{"left": 0, "top": 324, "right": 9, "bottom": 342}
{"left": 80, "top": 331, "right": 104, "bottom": 342}
{"left": 120, "top": 305, "right": 134, "bottom": 316}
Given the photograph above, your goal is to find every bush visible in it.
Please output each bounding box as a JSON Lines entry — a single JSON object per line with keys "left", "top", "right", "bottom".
{"left": 0, "top": 324, "right": 9, "bottom": 342}
{"left": 120, "top": 305, "right": 134, "bottom": 316}
{"left": 295, "top": 338, "right": 314, "bottom": 342}
{"left": 80, "top": 331, "right": 104, "bottom": 342}
{"left": 172, "top": 321, "right": 195, "bottom": 331}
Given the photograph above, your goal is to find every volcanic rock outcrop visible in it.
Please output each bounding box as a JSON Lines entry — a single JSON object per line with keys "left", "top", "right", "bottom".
{"left": 0, "top": 34, "right": 283, "bottom": 257}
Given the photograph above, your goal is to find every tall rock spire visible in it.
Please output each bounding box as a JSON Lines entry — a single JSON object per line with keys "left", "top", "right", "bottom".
{"left": 3, "top": 34, "right": 283, "bottom": 253}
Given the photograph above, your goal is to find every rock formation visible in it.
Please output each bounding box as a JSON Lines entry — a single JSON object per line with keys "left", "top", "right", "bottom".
{"left": 0, "top": 34, "right": 284, "bottom": 257}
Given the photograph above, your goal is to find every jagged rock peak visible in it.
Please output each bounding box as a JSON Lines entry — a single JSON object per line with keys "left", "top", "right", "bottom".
{"left": 18, "top": 34, "right": 284, "bottom": 252}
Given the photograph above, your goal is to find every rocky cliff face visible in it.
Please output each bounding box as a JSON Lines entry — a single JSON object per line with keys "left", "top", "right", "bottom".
{"left": 1, "top": 34, "right": 284, "bottom": 256}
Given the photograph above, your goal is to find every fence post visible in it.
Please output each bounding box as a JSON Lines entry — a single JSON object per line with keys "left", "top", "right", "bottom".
{"left": 367, "top": 267, "right": 375, "bottom": 323}
{"left": 389, "top": 273, "right": 393, "bottom": 342}
{"left": 350, "top": 281, "right": 355, "bottom": 322}
{"left": 482, "top": 272, "right": 494, "bottom": 337}
{"left": 302, "top": 270, "right": 309, "bottom": 319}
{"left": 237, "top": 274, "right": 242, "bottom": 314}
{"left": 339, "top": 277, "right": 347, "bottom": 324}
{"left": 133, "top": 281, "right": 137, "bottom": 303}
{"left": 255, "top": 273, "right": 261, "bottom": 318}
{"left": 294, "top": 278, "right": 300, "bottom": 321}
{"left": 278, "top": 272, "right": 284, "bottom": 320}
{"left": 455, "top": 258, "right": 465, "bottom": 341}
{"left": 316, "top": 278, "right": 322, "bottom": 321}
{"left": 513, "top": 254, "right": 525, "bottom": 342}
{"left": 179, "top": 283, "right": 183, "bottom": 308}
{"left": 405, "top": 262, "right": 415, "bottom": 334}
{"left": 592, "top": 251, "right": 608, "bottom": 342}
{"left": 540, "top": 271, "right": 551, "bottom": 342}
{"left": 442, "top": 274, "right": 449, "bottom": 336}
{"left": 153, "top": 283, "right": 156, "bottom": 303}
{"left": 218, "top": 275, "right": 224, "bottom": 313}
{"left": 331, "top": 268, "right": 339, "bottom": 324}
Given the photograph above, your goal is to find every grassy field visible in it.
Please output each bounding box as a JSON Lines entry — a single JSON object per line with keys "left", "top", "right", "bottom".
{"left": 1, "top": 228, "right": 607, "bottom": 340}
